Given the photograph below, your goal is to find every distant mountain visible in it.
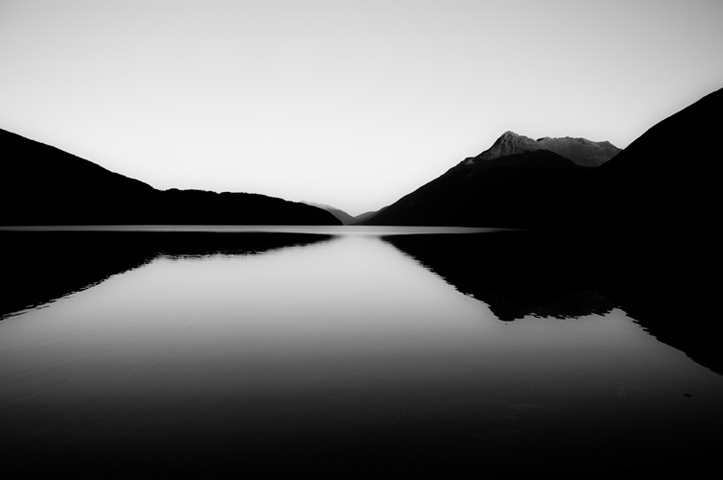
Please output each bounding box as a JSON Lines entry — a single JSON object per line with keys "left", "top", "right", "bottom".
{"left": 0, "top": 128, "right": 341, "bottom": 226}
{"left": 302, "top": 202, "right": 356, "bottom": 225}
{"left": 303, "top": 202, "right": 393, "bottom": 225}
{"left": 350, "top": 208, "right": 383, "bottom": 225}
{"left": 361, "top": 132, "right": 617, "bottom": 226}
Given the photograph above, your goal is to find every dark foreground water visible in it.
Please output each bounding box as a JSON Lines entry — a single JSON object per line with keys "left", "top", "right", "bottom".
{"left": 1, "top": 227, "right": 721, "bottom": 478}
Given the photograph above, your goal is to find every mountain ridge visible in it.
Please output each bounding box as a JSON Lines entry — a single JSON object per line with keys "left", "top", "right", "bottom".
{"left": 0, "top": 127, "right": 341, "bottom": 226}
{"left": 359, "top": 131, "right": 619, "bottom": 226}
{"left": 301, "top": 201, "right": 357, "bottom": 225}
{"left": 464, "top": 130, "right": 620, "bottom": 167}
{"left": 504, "top": 86, "right": 723, "bottom": 232}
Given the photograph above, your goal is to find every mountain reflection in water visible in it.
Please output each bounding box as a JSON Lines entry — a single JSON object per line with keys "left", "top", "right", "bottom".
{"left": 384, "top": 231, "right": 721, "bottom": 376}
{"left": 0, "top": 230, "right": 334, "bottom": 319}
{"left": 0, "top": 228, "right": 721, "bottom": 478}
{"left": 384, "top": 232, "right": 617, "bottom": 321}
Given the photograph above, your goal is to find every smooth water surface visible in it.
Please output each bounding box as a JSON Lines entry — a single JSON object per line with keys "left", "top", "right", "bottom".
{"left": 0, "top": 224, "right": 495, "bottom": 234}
{"left": 1, "top": 228, "right": 721, "bottom": 477}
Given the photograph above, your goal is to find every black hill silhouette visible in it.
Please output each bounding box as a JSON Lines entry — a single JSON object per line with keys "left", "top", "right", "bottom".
{"left": 0, "top": 128, "right": 341, "bottom": 226}
{"left": 506, "top": 87, "right": 723, "bottom": 233}
{"left": 503, "top": 86, "right": 723, "bottom": 376}
{"left": 358, "top": 132, "right": 620, "bottom": 226}
{"left": 361, "top": 84, "right": 720, "bottom": 232}
{"left": 360, "top": 83, "right": 719, "bottom": 231}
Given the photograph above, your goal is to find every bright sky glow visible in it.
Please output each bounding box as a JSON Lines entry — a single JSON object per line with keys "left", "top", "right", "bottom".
{"left": 1, "top": 0, "right": 722, "bottom": 215}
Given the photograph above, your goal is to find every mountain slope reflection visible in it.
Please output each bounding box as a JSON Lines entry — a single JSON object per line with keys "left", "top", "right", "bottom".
{"left": 384, "top": 232, "right": 616, "bottom": 321}
{"left": 0, "top": 231, "right": 333, "bottom": 319}
{"left": 383, "top": 231, "right": 722, "bottom": 375}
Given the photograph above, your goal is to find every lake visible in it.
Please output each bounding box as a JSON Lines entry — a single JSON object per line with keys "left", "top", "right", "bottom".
{"left": 1, "top": 226, "right": 721, "bottom": 478}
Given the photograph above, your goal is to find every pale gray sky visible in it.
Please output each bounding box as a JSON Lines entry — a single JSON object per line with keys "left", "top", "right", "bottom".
{"left": 1, "top": 0, "right": 722, "bottom": 215}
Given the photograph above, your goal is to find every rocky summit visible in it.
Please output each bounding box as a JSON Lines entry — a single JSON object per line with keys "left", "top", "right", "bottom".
{"left": 465, "top": 131, "right": 620, "bottom": 167}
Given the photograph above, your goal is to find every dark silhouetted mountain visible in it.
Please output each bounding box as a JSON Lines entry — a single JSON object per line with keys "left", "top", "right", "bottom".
{"left": 0, "top": 128, "right": 341, "bottom": 225}
{"left": 151, "top": 188, "right": 341, "bottom": 225}
{"left": 506, "top": 87, "right": 722, "bottom": 233}
{"left": 361, "top": 132, "right": 617, "bottom": 226}
{"left": 498, "top": 87, "right": 723, "bottom": 375}
{"left": 370, "top": 87, "right": 723, "bottom": 375}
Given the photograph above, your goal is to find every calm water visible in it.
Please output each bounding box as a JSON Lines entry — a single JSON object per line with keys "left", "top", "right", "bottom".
{"left": 1, "top": 227, "right": 721, "bottom": 477}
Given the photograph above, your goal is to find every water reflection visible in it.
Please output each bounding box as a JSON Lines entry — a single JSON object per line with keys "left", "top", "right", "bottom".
{"left": 1, "top": 230, "right": 722, "bottom": 477}
{"left": 384, "top": 231, "right": 617, "bottom": 321}
{"left": 0, "top": 230, "right": 333, "bottom": 319}
{"left": 383, "top": 231, "right": 723, "bottom": 375}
